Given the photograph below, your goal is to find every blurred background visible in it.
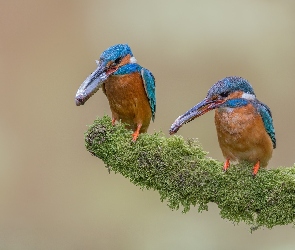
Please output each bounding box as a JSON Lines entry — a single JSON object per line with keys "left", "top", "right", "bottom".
{"left": 1, "top": 0, "right": 295, "bottom": 249}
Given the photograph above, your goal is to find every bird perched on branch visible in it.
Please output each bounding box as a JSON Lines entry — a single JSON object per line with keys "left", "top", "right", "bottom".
{"left": 169, "top": 76, "right": 276, "bottom": 176}
{"left": 75, "top": 44, "right": 156, "bottom": 141}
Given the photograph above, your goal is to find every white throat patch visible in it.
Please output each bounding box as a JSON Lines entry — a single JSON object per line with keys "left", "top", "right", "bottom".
{"left": 130, "top": 56, "right": 137, "bottom": 63}
{"left": 242, "top": 93, "right": 255, "bottom": 100}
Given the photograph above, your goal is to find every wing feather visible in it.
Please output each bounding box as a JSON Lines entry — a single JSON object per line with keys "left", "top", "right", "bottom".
{"left": 256, "top": 101, "right": 276, "bottom": 149}
{"left": 141, "top": 68, "right": 156, "bottom": 121}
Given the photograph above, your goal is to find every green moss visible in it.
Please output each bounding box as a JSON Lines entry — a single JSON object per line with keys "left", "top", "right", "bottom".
{"left": 85, "top": 115, "right": 295, "bottom": 231}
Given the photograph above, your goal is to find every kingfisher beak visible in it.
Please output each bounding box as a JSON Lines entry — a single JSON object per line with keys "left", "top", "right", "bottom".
{"left": 169, "top": 97, "right": 224, "bottom": 134}
{"left": 75, "top": 60, "right": 114, "bottom": 106}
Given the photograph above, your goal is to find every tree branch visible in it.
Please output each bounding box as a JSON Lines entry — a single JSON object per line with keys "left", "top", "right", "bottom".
{"left": 85, "top": 115, "right": 295, "bottom": 231}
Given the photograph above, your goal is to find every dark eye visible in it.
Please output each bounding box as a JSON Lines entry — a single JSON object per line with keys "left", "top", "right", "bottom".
{"left": 220, "top": 91, "right": 230, "bottom": 98}
{"left": 113, "top": 57, "right": 122, "bottom": 65}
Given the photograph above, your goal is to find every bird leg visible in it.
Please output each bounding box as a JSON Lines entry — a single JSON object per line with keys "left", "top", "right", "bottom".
{"left": 252, "top": 160, "right": 260, "bottom": 177}
{"left": 132, "top": 124, "right": 142, "bottom": 142}
{"left": 223, "top": 158, "right": 230, "bottom": 172}
{"left": 111, "top": 118, "right": 116, "bottom": 126}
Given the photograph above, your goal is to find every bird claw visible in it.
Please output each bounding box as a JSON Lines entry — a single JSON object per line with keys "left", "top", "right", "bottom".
{"left": 132, "top": 132, "right": 139, "bottom": 142}
{"left": 252, "top": 161, "right": 260, "bottom": 177}
{"left": 223, "top": 159, "right": 230, "bottom": 172}
{"left": 131, "top": 124, "right": 142, "bottom": 142}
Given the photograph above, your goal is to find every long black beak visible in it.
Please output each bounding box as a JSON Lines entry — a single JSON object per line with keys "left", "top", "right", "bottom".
{"left": 75, "top": 61, "right": 109, "bottom": 106}
{"left": 169, "top": 98, "right": 224, "bottom": 134}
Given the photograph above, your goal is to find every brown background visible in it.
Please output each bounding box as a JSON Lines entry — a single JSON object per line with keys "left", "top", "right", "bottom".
{"left": 1, "top": 1, "right": 295, "bottom": 249}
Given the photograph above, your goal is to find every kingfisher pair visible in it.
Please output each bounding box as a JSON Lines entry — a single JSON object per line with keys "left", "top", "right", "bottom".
{"left": 75, "top": 44, "right": 276, "bottom": 176}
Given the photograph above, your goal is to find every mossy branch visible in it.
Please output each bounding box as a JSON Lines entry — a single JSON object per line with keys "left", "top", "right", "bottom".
{"left": 85, "top": 115, "right": 295, "bottom": 231}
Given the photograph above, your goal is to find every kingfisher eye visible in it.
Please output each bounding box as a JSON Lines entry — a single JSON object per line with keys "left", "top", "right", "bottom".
{"left": 113, "top": 57, "right": 122, "bottom": 65}
{"left": 220, "top": 91, "right": 230, "bottom": 98}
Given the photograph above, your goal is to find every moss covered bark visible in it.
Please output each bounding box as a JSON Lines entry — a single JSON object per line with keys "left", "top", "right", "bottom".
{"left": 85, "top": 115, "right": 295, "bottom": 231}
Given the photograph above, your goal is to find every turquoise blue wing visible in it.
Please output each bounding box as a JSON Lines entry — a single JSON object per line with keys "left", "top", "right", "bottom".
{"left": 141, "top": 68, "right": 156, "bottom": 121}
{"left": 256, "top": 101, "right": 276, "bottom": 149}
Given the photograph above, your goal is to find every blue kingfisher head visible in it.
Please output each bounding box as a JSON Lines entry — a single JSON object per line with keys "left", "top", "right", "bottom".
{"left": 75, "top": 44, "right": 137, "bottom": 106}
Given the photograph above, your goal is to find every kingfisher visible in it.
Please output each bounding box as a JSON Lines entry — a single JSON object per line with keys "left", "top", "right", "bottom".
{"left": 169, "top": 76, "right": 276, "bottom": 176}
{"left": 75, "top": 44, "right": 156, "bottom": 141}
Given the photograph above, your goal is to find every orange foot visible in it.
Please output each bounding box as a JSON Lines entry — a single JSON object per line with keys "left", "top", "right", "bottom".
{"left": 223, "top": 158, "right": 230, "bottom": 172}
{"left": 112, "top": 118, "right": 116, "bottom": 126}
{"left": 132, "top": 124, "right": 142, "bottom": 142}
{"left": 252, "top": 161, "right": 260, "bottom": 177}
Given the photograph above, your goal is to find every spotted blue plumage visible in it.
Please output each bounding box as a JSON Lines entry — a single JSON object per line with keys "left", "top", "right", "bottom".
{"left": 100, "top": 44, "right": 133, "bottom": 61}
{"left": 255, "top": 101, "right": 276, "bottom": 149}
{"left": 207, "top": 76, "right": 255, "bottom": 97}
{"left": 141, "top": 68, "right": 156, "bottom": 121}
{"left": 222, "top": 98, "right": 249, "bottom": 108}
{"left": 113, "top": 63, "right": 141, "bottom": 75}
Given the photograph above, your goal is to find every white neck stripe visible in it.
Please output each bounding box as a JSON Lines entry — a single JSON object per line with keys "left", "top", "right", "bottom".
{"left": 242, "top": 93, "right": 255, "bottom": 100}
{"left": 130, "top": 56, "right": 137, "bottom": 63}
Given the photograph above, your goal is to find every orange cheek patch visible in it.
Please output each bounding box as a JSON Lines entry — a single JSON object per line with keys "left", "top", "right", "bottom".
{"left": 119, "top": 54, "right": 131, "bottom": 66}
{"left": 228, "top": 91, "right": 243, "bottom": 99}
